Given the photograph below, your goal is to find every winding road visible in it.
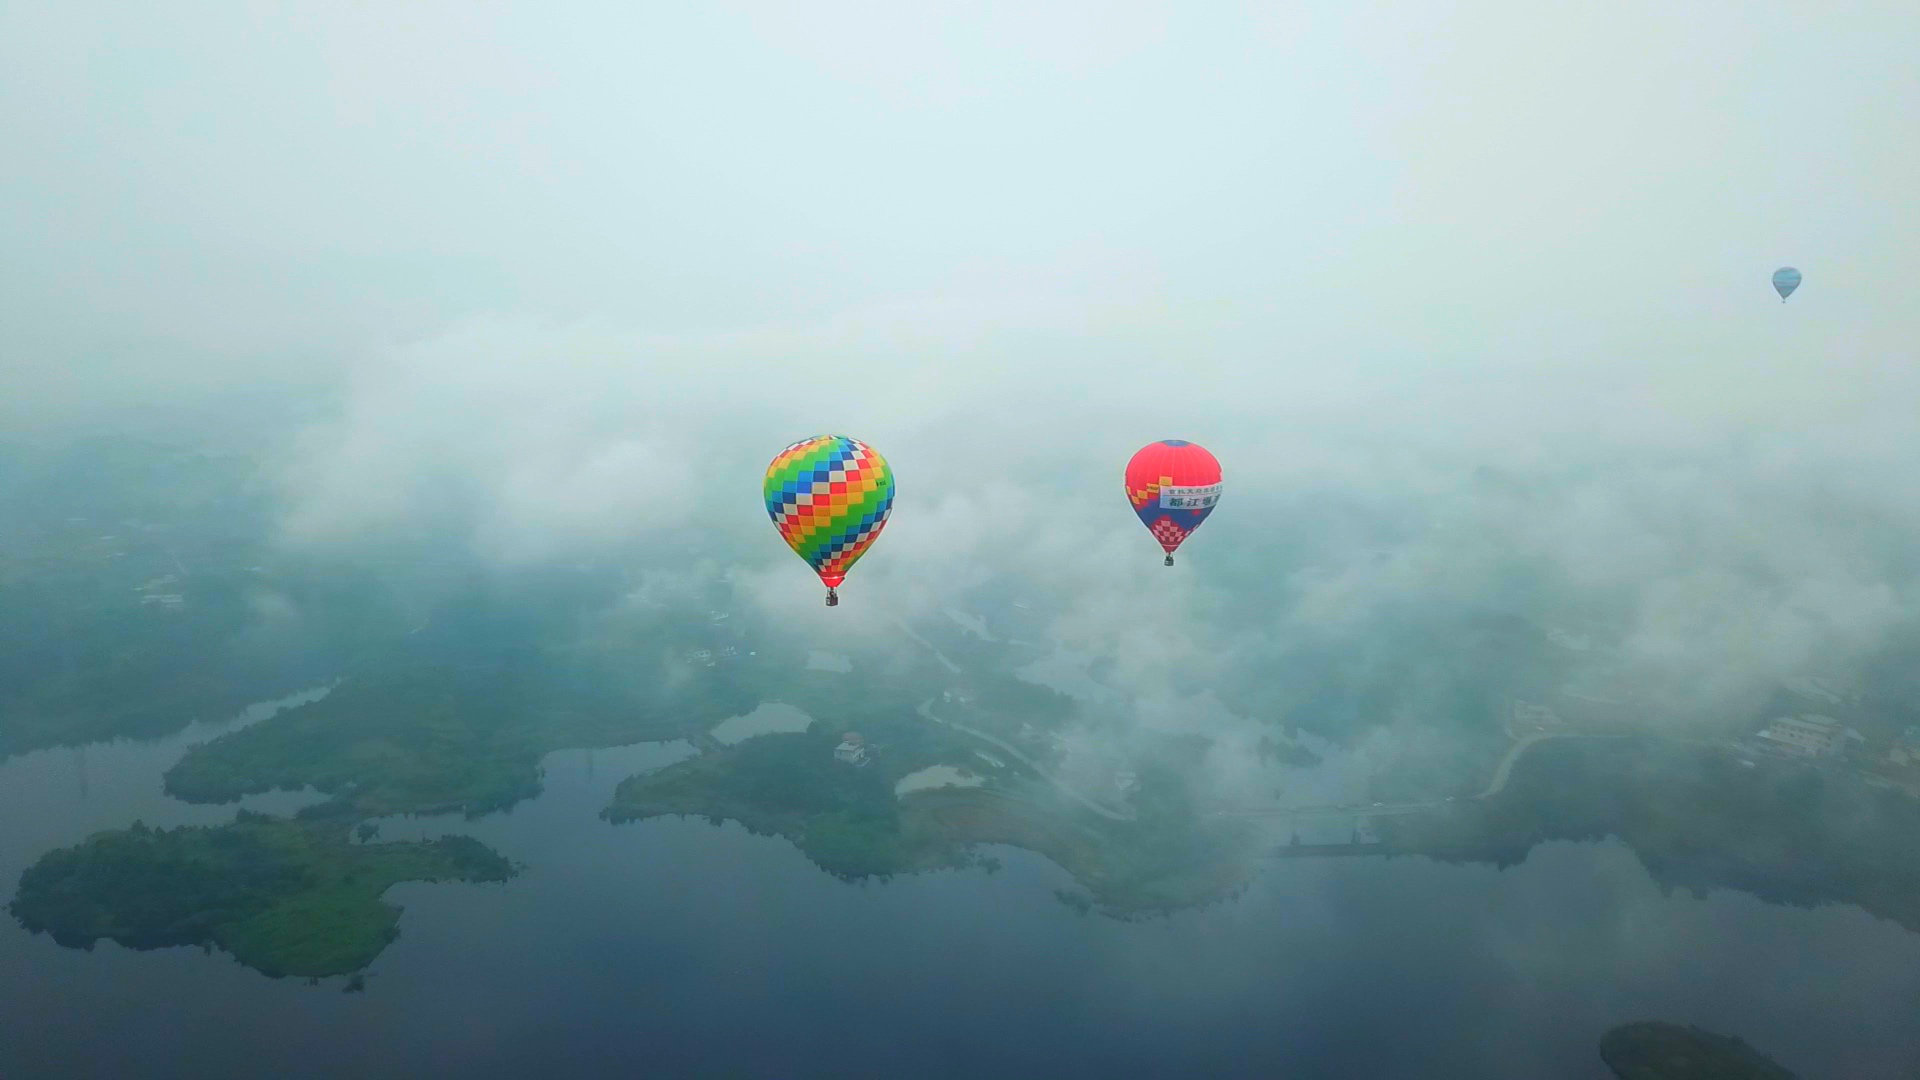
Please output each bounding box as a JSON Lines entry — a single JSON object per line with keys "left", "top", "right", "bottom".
{"left": 1214, "top": 715, "right": 1639, "bottom": 822}
{"left": 1475, "top": 729, "right": 1630, "bottom": 799}
{"left": 915, "top": 699, "right": 1134, "bottom": 821}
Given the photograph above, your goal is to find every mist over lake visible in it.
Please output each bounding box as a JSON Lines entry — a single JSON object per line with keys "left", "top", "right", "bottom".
{"left": 5, "top": 2, "right": 1920, "bottom": 1076}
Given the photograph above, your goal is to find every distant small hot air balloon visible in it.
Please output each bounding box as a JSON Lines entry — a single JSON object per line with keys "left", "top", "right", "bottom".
{"left": 1773, "top": 267, "right": 1801, "bottom": 302}
{"left": 1124, "top": 440, "right": 1222, "bottom": 566}
{"left": 764, "top": 435, "right": 894, "bottom": 606}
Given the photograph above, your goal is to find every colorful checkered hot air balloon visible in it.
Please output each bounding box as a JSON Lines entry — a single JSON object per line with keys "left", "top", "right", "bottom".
{"left": 764, "top": 435, "right": 895, "bottom": 606}
{"left": 1125, "top": 440, "right": 1222, "bottom": 566}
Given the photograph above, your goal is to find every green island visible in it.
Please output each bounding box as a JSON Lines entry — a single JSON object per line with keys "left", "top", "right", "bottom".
{"left": 605, "top": 723, "right": 1252, "bottom": 915}
{"left": 1375, "top": 738, "right": 1920, "bottom": 932}
{"left": 1599, "top": 1022, "right": 1793, "bottom": 1079}
{"left": 9, "top": 812, "right": 515, "bottom": 978}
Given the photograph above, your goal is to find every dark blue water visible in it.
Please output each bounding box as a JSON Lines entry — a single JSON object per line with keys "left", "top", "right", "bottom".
{"left": 5, "top": 703, "right": 1919, "bottom": 1079}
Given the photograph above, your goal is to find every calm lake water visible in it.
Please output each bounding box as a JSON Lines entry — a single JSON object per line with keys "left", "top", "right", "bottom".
{"left": 709, "top": 702, "right": 815, "bottom": 746}
{"left": 4, "top": 696, "right": 1920, "bottom": 1079}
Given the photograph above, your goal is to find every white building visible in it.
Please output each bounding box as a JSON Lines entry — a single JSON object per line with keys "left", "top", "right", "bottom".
{"left": 1754, "top": 715, "right": 1841, "bottom": 758}
{"left": 834, "top": 732, "right": 871, "bottom": 767}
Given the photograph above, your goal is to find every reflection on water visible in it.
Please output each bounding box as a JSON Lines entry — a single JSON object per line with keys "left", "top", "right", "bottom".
{"left": 1015, "top": 645, "right": 1121, "bottom": 705}
{"left": 360, "top": 739, "right": 698, "bottom": 847}
{"left": 805, "top": 651, "right": 852, "bottom": 673}
{"left": 894, "top": 764, "right": 984, "bottom": 796}
{"left": 709, "top": 703, "right": 814, "bottom": 746}
{"left": 5, "top": 692, "right": 1920, "bottom": 1078}
{"left": 0, "top": 686, "right": 333, "bottom": 886}
{"left": 942, "top": 608, "right": 993, "bottom": 641}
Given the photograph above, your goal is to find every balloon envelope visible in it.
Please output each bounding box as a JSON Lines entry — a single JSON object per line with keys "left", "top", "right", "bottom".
{"left": 1125, "top": 440, "right": 1222, "bottom": 559}
{"left": 764, "top": 435, "right": 894, "bottom": 591}
{"left": 1773, "top": 267, "right": 1801, "bottom": 300}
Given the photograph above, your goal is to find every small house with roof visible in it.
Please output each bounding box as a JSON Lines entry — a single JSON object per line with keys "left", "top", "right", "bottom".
{"left": 834, "top": 732, "right": 871, "bottom": 767}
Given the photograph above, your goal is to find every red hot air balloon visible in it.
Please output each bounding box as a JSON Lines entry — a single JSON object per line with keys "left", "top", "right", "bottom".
{"left": 1124, "top": 440, "right": 1222, "bottom": 566}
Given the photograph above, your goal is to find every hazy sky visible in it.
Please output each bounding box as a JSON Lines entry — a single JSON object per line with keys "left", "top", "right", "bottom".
{"left": 4, "top": 0, "right": 1915, "bottom": 420}
{"left": 5, "top": 1, "right": 1920, "bottom": 746}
